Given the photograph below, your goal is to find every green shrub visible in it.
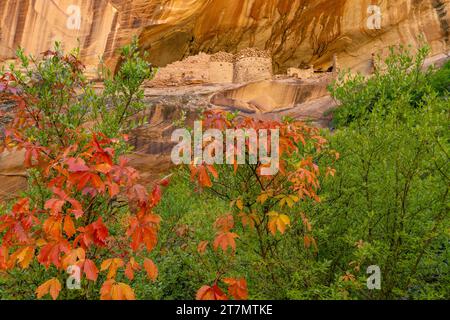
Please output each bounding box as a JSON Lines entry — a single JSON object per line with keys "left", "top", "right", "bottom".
{"left": 430, "top": 60, "right": 450, "bottom": 96}
{"left": 329, "top": 45, "right": 435, "bottom": 127}
{"left": 313, "top": 45, "right": 450, "bottom": 299}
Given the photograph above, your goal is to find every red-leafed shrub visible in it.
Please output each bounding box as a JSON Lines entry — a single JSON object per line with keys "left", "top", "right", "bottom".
{"left": 0, "top": 40, "right": 167, "bottom": 300}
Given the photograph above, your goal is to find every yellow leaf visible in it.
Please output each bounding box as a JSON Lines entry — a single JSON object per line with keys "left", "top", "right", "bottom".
{"left": 257, "top": 190, "right": 273, "bottom": 204}
{"left": 278, "top": 194, "right": 299, "bottom": 208}
{"left": 101, "top": 259, "right": 112, "bottom": 271}
{"left": 36, "top": 238, "right": 47, "bottom": 247}
{"left": 257, "top": 193, "right": 269, "bottom": 204}
{"left": 101, "top": 258, "right": 124, "bottom": 279}
{"left": 119, "top": 283, "right": 136, "bottom": 300}
{"left": 15, "top": 246, "right": 34, "bottom": 269}
{"left": 236, "top": 199, "right": 244, "bottom": 211}
{"left": 267, "top": 211, "right": 291, "bottom": 235}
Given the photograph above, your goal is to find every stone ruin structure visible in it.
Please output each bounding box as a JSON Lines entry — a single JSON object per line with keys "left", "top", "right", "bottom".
{"left": 209, "top": 52, "right": 234, "bottom": 83}
{"left": 149, "top": 53, "right": 210, "bottom": 86}
{"left": 149, "top": 48, "right": 272, "bottom": 86}
{"left": 287, "top": 66, "right": 315, "bottom": 79}
{"left": 149, "top": 46, "right": 346, "bottom": 87}
{"left": 232, "top": 48, "right": 273, "bottom": 83}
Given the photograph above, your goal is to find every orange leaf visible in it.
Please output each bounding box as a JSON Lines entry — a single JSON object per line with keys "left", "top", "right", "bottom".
{"left": 207, "top": 165, "right": 218, "bottom": 179}
{"left": 126, "top": 214, "right": 159, "bottom": 252}
{"left": 196, "top": 284, "right": 228, "bottom": 300}
{"left": 100, "top": 280, "right": 136, "bottom": 300}
{"left": 101, "top": 258, "right": 124, "bottom": 279}
{"left": 341, "top": 272, "right": 356, "bottom": 282}
{"left": 124, "top": 263, "right": 134, "bottom": 281}
{"left": 213, "top": 232, "right": 239, "bottom": 252}
{"left": 197, "top": 241, "right": 209, "bottom": 255}
{"left": 63, "top": 215, "right": 76, "bottom": 238}
{"left": 62, "top": 248, "right": 85, "bottom": 269}
{"left": 124, "top": 257, "right": 140, "bottom": 281}
{"left": 95, "top": 163, "right": 112, "bottom": 174}
{"left": 36, "top": 278, "right": 61, "bottom": 300}
{"left": 11, "top": 246, "right": 35, "bottom": 269}
{"left": 190, "top": 164, "right": 213, "bottom": 187}
{"left": 214, "top": 214, "right": 234, "bottom": 232}
{"left": 236, "top": 199, "right": 244, "bottom": 211}
{"left": 143, "top": 258, "right": 158, "bottom": 281}
{"left": 43, "top": 217, "right": 62, "bottom": 239}
{"left": 303, "top": 235, "right": 317, "bottom": 250}
{"left": 0, "top": 245, "right": 8, "bottom": 270}
{"left": 223, "top": 278, "right": 248, "bottom": 300}
{"left": 83, "top": 259, "right": 99, "bottom": 281}
{"left": 239, "top": 212, "right": 256, "bottom": 229}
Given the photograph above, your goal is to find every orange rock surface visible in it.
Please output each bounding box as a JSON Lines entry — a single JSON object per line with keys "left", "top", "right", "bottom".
{"left": 1, "top": 0, "right": 449, "bottom": 73}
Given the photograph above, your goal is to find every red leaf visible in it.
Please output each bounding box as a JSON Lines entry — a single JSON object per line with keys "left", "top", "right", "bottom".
{"left": 90, "top": 217, "right": 109, "bottom": 246}
{"left": 83, "top": 259, "right": 99, "bottom": 281}
{"left": 128, "top": 184, "right": 148, "bottom": 204}
{"left": 68, "top": 199, "right": 84, "bottom": 219}
{"left": 38, "top": 241, "right": 70, "bottom": 268}
{"left": 45, "top": 199, "right": 65, "bottom": 216}
{"left": 151, "top": 185, "right": 162, "bottom": 207}
{"left": 66, "top": 158, "right": 89, "bottom": 172}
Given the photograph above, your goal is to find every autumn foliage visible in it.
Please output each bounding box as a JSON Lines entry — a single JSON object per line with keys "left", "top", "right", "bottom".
{"left": 0, "top": 42, "right": 336, "bottom": 301}
{"left": 0, "top": 41, "right": 166, "bottom": 300}
{"left": 187, "top": 110, "right": 338, "bottom": 300}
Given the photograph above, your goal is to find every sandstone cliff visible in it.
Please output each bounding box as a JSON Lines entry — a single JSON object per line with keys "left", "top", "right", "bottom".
{"left": 1, "top": 0, "right": 449, "bottom": 74}
{"left": 0, "top": 0, "right": 118, "bottom": 76}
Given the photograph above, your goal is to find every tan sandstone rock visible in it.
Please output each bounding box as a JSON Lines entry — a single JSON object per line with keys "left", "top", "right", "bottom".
{"left": 1, "top": 0, "right": 449, "bottom": 74}
{"left": 0, "top": 0, "right": 118, "bottom": 77}
{"left": 0, "top": 149, "right": 27, "bottom": 201}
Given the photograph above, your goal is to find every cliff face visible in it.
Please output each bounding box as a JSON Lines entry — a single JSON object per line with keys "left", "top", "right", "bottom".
{"left": 0, "top": 0, "right": 118, "bottom": 75}
{"left": 136, "top": 0, "right": 450, "bottom": 72}
{"left": 1, "top": 0, "right": 449, "bottom": 74}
